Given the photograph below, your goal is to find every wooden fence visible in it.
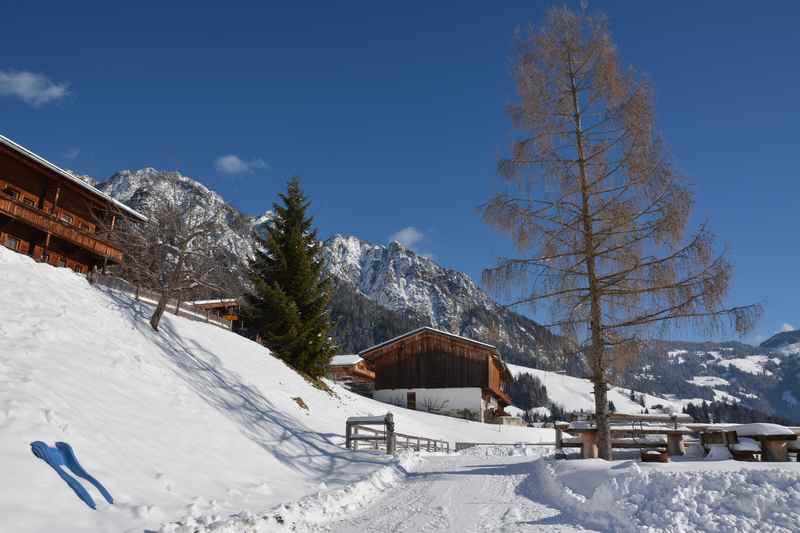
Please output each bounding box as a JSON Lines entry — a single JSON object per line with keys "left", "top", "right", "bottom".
{"left": 90, "top": 273, "right": 232, "bottom": 330}
{"left": 346, "top": 414, "right": 450, "bottom": 454}
{"left": 454, "top": 441, "right": 555, "bottom": 452}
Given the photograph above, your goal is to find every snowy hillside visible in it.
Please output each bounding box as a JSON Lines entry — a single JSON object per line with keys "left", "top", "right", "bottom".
{"left": 0, "top": 248, "right": 551, "bottom": 533}
{"left": 620, "top": 339, "right": 800, "bottom": 421}
{"left": 508, "top": 364, "right": 699, "bottom": 415}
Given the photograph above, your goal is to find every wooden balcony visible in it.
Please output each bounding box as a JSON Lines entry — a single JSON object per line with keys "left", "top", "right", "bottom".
{"left": 0, "top": 193, "right": 123, "bottom": 263}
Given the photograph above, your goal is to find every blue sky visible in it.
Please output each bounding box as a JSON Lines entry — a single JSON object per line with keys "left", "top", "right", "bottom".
{"left": 2, "top": 1, "right": 798, "bottom": 344}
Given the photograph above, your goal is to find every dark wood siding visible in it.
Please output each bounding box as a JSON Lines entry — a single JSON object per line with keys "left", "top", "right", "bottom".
{"left": 365, "top": 329, "right": 511, "bottom": 407}
{"left": 0, "top": 144, "right": 126, "bottom": 269}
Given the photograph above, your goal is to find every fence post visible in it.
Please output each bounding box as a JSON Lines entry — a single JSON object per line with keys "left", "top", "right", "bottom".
{"left": 554, "top": 421, "right": 569, "bottom": 459}
{"left": 385, "top": 413, "right": 396, "bottom": 454}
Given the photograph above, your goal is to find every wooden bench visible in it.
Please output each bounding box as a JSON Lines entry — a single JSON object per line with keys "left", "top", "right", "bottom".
{"left": 567, "top": 426, "right": 691, "bottom": 459}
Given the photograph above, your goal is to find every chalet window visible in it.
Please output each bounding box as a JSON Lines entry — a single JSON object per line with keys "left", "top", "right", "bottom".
{"left": 3, "top": 236, "right": 19, "bottom": 251}
{"left": 3, "top": 187, "right": 18, "bottom": 200}
{"left": 22, "top": 197, "right": 35, "bottom": 207}
{"left": 406, "top": 392, "right": 416, "bottom": 410}
{"left": 60, "top": 212, "right": 74, "bottom": 225}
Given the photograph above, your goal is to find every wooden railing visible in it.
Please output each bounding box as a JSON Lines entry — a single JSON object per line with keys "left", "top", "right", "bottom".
{"left": 346, "top": 414, "right": 450, "bottom": 454}
{"left": 454, "top": 441, "right": 555, "bottom": 452}
{"left": 91, "top": 274, "right": 233, "bottom": 331}
{"left": 0, "top": 194, "right": 123, "bottom": 262}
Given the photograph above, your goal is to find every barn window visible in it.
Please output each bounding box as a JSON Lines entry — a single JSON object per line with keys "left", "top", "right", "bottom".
{"left": 3, "top": 235, "right": 19, "bottom": 250}
{"left": 406, "top": 391, "right": 416, "bottom": 410}
{"left": 60, "top": 212, "right": 74, "bottom": 225}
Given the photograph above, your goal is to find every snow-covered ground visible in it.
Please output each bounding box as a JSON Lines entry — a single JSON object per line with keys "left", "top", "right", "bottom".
{"left": 715, "top": 354, "right": 777, "bottom": 375}
{"left": 6, "top": 246, "right": 800, "bottom": 533}
{"left": 534, "top": 453, "right": 800, "bottom": 532}
{"left": 183, "top": 447, "right": 800, "bottom": 533}
{"left": 0, "top": 248, "right": 551, "bottom": 533}
{"left": 687, "top": 376, "right": 730, "bottom": 387}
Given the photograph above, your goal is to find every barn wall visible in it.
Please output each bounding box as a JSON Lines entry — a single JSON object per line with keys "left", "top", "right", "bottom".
{"left": 371, "top": 333, "right": 493, "bottom": 391}
{"left": 374, "top": 387, "right": 484, "bottom": 421}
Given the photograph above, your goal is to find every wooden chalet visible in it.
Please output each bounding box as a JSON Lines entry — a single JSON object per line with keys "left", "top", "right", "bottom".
{"left": 360, "top": 327, "right": 512, "bottom": 422}
{"left": 186, "top": 298, "right": 243, "bottom": 333}
{"left": 0, "top": 134, "right": 146, "bottom": 273}
{"left": 328, "top": 354, "right": 376, "bottom": 382}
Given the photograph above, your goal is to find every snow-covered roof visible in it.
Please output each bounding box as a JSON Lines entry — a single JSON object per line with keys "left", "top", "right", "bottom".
{"left": 0, "top": 134, "right": 147, "bottom": 222}
{"left": 329, "top": 354, "right": 363, "bottom": 367}
{"left": 359, "top": 326, "right": 498, "bottom": 357}
{"left": 728, "top": 423, "right": 796, "bottom": 437}
{"left": 187, "top": 298, "right": 238, "bottom": 306}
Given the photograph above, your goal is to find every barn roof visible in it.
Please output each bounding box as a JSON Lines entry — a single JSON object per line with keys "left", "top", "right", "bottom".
{"left": 0, "top": 134, "right": 147, "bottom": 222}
{"left": 359, "top": 326, "right": 500, "bottom": 357}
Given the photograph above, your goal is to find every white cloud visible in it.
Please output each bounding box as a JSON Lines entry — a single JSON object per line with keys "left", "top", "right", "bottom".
{"left": 214, "top": 154, "right": 269, "bottom": 175}
{"left": 390, "top": 226, "right": 425, "bottom": 248}
{"left": 0, "top": 70, "right": 69, "bottom": 107}
{"left": 63, "top": 147, "right": 80, "bottom": 160}
{"left": 780, "top": 323, "right": 796, "bottom": 333}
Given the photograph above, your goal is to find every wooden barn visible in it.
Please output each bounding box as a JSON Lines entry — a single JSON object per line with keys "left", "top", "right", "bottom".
{"left": 0, "top": 134, "right": 146, "bottom": 273}
{"left": 360, "top": 327, "right": 512, "bottom": 422}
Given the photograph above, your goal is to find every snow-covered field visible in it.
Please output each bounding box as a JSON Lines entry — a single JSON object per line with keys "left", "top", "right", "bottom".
{"left": 0, "top": 248, "right": 550, "bottom": 533}
{"left": 715, "top": 354, "right": 776, "bottom": 375}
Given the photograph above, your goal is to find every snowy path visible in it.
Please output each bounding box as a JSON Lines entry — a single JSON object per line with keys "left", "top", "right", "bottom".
{"left": 317, "top": 453, "right": 593, "bottom": 532}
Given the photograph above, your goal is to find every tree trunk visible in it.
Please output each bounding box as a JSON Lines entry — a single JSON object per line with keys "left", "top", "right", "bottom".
{"left": 150, "top": 290, "right": 169, "bottom": 331}
{"left": 569, "top": 54, "right": 612, "bottom": 459}
{"left": 174, "top": 291, "right": 182, "bottom": 315}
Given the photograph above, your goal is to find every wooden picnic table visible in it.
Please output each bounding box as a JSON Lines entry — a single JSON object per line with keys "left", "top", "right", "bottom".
{"left": 568, "top": 425, "right": 692, "bottom": 459}
{"left": 735, "top": 431, "right": 797, "bottom": 462}
{"left": 697, "top": 424, "right": 799, "bottom": 462}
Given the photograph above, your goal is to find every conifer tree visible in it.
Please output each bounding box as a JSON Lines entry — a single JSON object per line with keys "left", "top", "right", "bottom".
{"left": 245, "top": 177, "right": 336, "bottom": 378}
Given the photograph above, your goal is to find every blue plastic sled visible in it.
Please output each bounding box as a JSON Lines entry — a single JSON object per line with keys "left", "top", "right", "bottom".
{"left": 30, "top": 441, "right": 113, "bottom": 510}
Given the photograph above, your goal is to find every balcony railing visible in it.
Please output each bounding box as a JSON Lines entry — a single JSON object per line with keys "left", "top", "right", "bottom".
{"left": 0, "top": 194, "right": 123, "bottom": 263}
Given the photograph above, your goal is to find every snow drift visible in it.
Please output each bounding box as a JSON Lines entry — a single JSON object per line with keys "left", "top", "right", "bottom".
{"left": 530, "top": 458, "right": 800, "bottom": 532}
{"left": 0, "top": 248, "right": 551, "bottom": 532}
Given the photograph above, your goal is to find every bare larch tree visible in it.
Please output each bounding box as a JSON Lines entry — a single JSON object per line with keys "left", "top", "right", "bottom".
{"left": 482, "top": 6, "right": 761, "bottom": 459}
{"left": 102, "top": 182, "right": 226, "bottom": 331}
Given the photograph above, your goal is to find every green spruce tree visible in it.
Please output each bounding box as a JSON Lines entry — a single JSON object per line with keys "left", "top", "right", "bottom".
{"left": 245, "top": 177, "right": 336, "bottom": 378}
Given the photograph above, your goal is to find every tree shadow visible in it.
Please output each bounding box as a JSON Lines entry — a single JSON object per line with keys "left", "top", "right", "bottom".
{"left": 98, "top": 288, "right": 393, "bottom": 485}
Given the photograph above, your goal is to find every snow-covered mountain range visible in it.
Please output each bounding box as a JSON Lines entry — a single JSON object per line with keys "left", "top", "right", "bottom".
{"left": 95, "top": 168, "right": 560, "bottom": 367}
{"left": 322, "top": 234, "right": 560, "bottom": 364}
{"left": 94, "top": 168, "right": 800, "bottom": 421}
{"left": 97, "top": 168, "right": 267, "bottom": 263}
